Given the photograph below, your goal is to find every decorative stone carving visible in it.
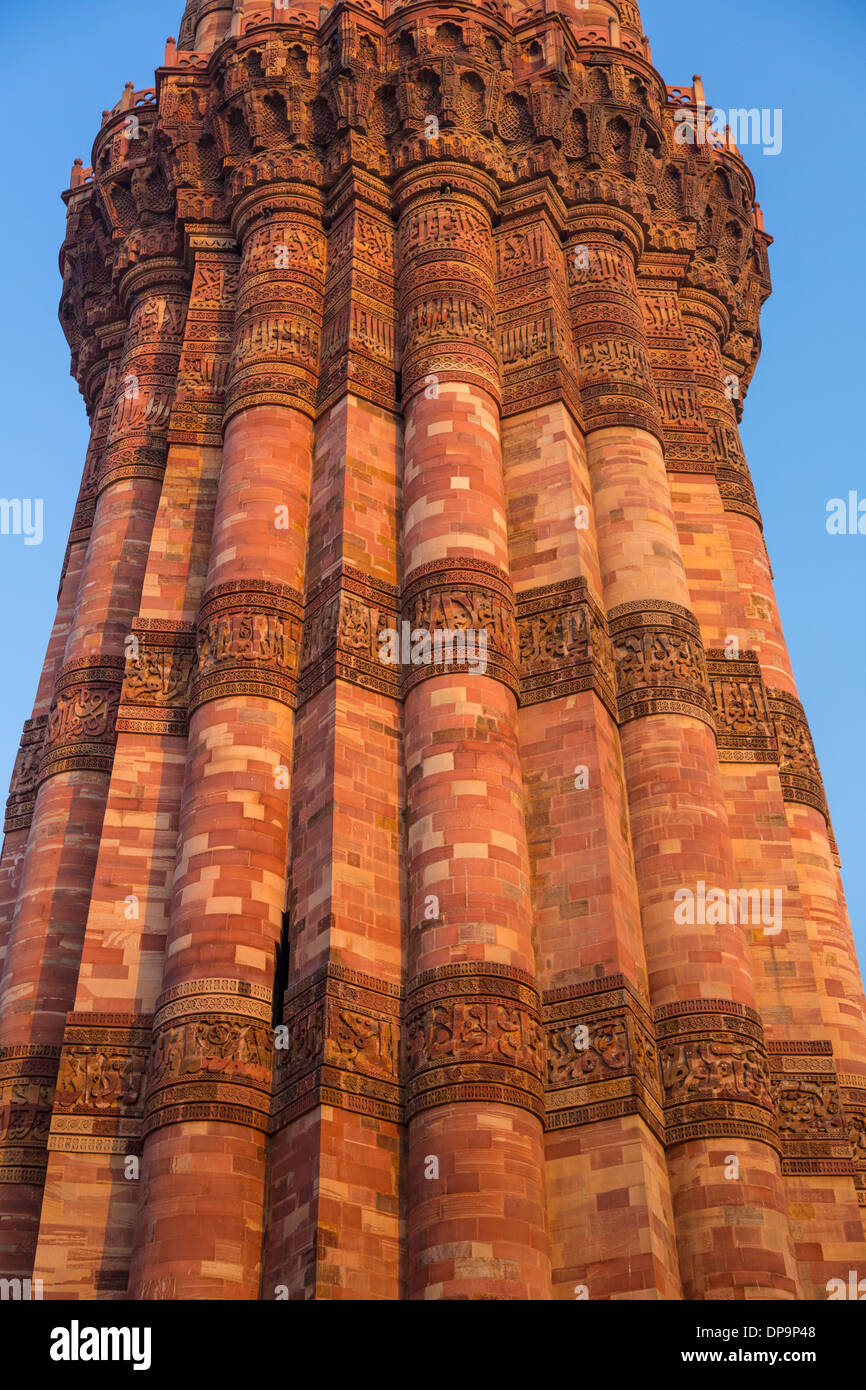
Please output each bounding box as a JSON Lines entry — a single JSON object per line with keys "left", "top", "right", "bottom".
{"left": 225, "top": 189, "right": 326, "bottom": 422}
{"left": 273, "top": 963, "right": 403, "bottom": 1128}
{"left": 543, "top": 975, "right": 663, "bottom": 1139}
{"left": 400, "top": 558, "right": 518, "bottom": 696}
{"left": 517, "top": 578, "right": 616, "bottom": 714}
{"left": 318, "top": 192, "right": 397, "bottom": 413}
{"left": 143, "top": 979, "right": 274, "bottom": 1137}
{"left": 838, "top": 1073, "right": 866, "bottom": 1206}
{"left": 0, "top": 1045, "right": 61, "bottom": 1184}
{"left": 298, "top": 566, "right": 401, "bottom": 704}
{"left": 567, "top": 220, "right": 662, "bottom": 437}
{"left": 191, "top": 580, "right": 304, "bottom": 711}
{"left": 4, "top": 716, "right": 48, "bottom": 833}
{"left": 395, "top": 172, "right": 499, "bottom": 399}
{"left": 168, "top": 229, "right": 238, "bottom": 446}
{"left": 40, "top": 657, "right": 124, "bottom": 782}
{"left": 116, "top": 619, "right": 196, "bottom": 736}
{"left": 767, "top": 688, "right": 829, "bottom": 820}
{"left": 766, "top": 1041, "right": 851, "bottom": 1176}
{"left": 655, "top": 1000, "right": 779, "bottom": 1148}
{"left": 706, "top": 650, "right": 777, "bottom": 762}
{"left": 49, "top": 1014, "right": 151, "bottom": 1157}
{"left": 405, "top": 963, "right": 544, "bottom": 1119}
{"left": 609, "top": 600, "right": 713, "bottom": 727}
{"left": 97, "top": 262, "right": 190, "bottom": 492}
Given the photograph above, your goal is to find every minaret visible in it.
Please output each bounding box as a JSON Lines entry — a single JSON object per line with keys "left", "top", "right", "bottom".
{"left": 1, "top": 0, "right": 864, "bottom": 1300}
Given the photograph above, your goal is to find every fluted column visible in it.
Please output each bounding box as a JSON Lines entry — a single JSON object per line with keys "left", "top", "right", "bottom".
{"left": 496, "top": 180, "right": 680, "bottom": 1298}
{"left": 0, "top": 346, "right": 119, "bottom": 981}
{"left": 261, "top": 168, "right": 404, "bottom": 1301}
{"left": 32, "top": 226, "right": 238, "bottom": 1298}
{"left": 681, "top": 283, "right": 866, "bottom": 1268}
{"left": 571, "top": 197, "right": 800, "bottom": 1299}
{"left": 0, "top": 258, "right": 188, "bottom": 1278}
{"left": 395, "top": 164, "right": 550, "bottom": 1300}
{"left": 129, "top": 182, "right": 324, "bottom": 1300}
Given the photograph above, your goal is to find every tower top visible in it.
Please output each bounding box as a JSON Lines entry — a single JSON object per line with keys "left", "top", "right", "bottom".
{"left": 177, "top": 0, "right": 646, "bottom": 53}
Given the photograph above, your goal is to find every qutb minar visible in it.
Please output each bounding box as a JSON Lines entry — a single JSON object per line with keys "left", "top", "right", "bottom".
{"left": 1, "top": 0, "right": 865, "bottom": 1300}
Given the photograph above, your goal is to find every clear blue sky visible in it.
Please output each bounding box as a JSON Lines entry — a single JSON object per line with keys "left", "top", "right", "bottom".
{"left": 1, "top": 0, "right": 863, "bottom": 963}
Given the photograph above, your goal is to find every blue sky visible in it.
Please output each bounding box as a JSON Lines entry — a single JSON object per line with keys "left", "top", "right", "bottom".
{"left": 1, "top": 0, "right": 864, "bottom": 962}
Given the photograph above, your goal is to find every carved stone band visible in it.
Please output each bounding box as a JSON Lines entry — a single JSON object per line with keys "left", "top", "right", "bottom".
{"left": 495, "top": 211, "right": 581, "bottom": 422}
{"left": 400, "top": 559, "right": 519, "bottom": 697}
{"left": 40, "top": 657, "right": 124, "bottom": 783}
{"left": 264, "top": 960, "right": 862, "bottom": 1169}
{"left": 191, "top": 580, "right": 304, "bottom": 713}
{"left": 569, "top": 235, "right": 662, "bottom": 438}
{"left": 0, "top": 1044, "right": 61, "bottom": 1184}
{"left": 48, "top": 1012, "right": 151, "bottom": 1156}
{"left": 517, "top": 578, "right": 616, "bottom": 715}
{"left": 4, "top": 715, "right": 48, "bottom": 833}
{"left": 542, "top": 974, "right": 663, "bottom": 1140}
{"left": 69, "top": 492, "right": 98, "bottom": 546}
{"left": 706, "top": 650, "right": 776, "bottom": 763}
{"left": 298, "top": 566, "right": 401, "bottom": 705}
{"left": 224, "top": 201, "right": 326, "bottom": 423}
{"left": 767, "top": 688, "right": 829, "bottom": 819}
{"left": 318, "top": 201, "right": 396, "bottom": 416}
{"left": 143, "top": 978, "right": 274, "bottom": 1137}
{"left": 838, "top": 1073, "right": 866, "bottom": 1207}
{"left": 717, "top": 470, "right": 761, "bottom": 525}
{"left": 655, "top": 999, "right": 779, "bottom": 1149}
{"left": 609, "top": 600, "right": 713, "bottom": 727}
{"left": 396, "top": 187, "right": 500, "bottom": 398}
{"left": 272, "top": 963, "right": 403, "bottom": 1130}
{"left": 767, "top": 1041, "right": 851, "bottom": 1177}
{"left": 404, "top": 963, "right": 545, "bottom": 1120}
{"left": 573, "top": 333, "right": 662, "bottom": 438}
{"left": 117, "top": 619, "right": 196, "bottom": 736}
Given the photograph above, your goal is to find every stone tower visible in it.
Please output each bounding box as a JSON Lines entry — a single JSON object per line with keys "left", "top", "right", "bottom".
{"left": 1, "top": 0, "right": 865, "bottom": 1302}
